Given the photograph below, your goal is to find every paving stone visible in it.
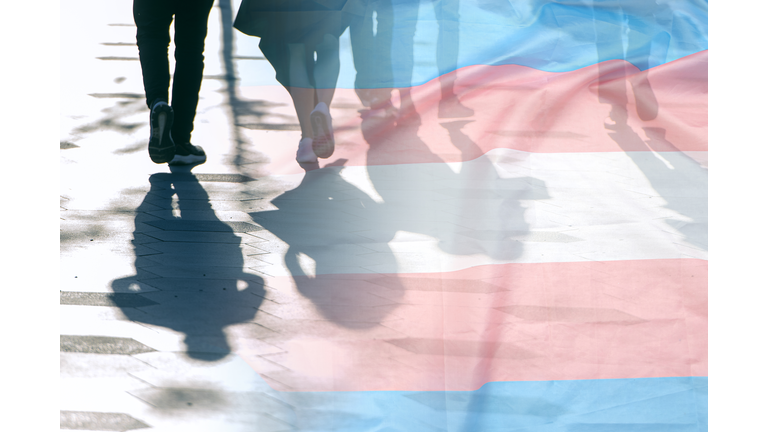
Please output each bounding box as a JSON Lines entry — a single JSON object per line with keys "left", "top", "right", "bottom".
{"left": 144, "top": 220, "right": 263, "bottom": 233}
{"left": 60, "top": 352, "right": 156, "bottom": 378}
{"left": 138, "top": 264, "right": 269, "bottom": 280}
{"left": 145, "top": 209, "right": 257, "bottom": 222}
{"left": 126, "top": 386, "right": 295, "bottom": 428}
{"left": 151, "top": 172, "right": 256, "bottom": 183}
{"left": 141, "top": 230, "right": 256, "bottom": 243}
{"left": 367, "top": 276, "right": 506, "bottom": 294}
{"left": 60, "top": 335, "right": 156, "bottom": 355}
{"left": 130, "top": 352, "right": 286, "bottom": 398}
{"left": 139, "top": 276, "right": 265, "bottom": 291}
{"left": 60, "top": 376, "right": 158, "bottom": 415}
{"left": 60, "top": 410, "right": 150, "bottom": 431}
{"left": 61, "top": 264, "right": 160, "bottom": 294}
{"left": 60, "top": 291, "right": 159, "bottom": 308}
{"left": 383, "top": 337, "right": 538, "bottom": 359}
{"left": 145, "top": 189, "right": 263, "bottom": 203}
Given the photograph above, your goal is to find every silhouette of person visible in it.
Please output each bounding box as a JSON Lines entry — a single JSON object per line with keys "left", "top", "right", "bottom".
{"left": 252, "top": 160, "right": 405, "bottom": 328}
{"left": 592, "top": 0, "right": 672, "bottom": 127}
{"left": 234, "top": 0, "right": 365, "bottom": 164}
{"left": 111, "top": 172, "right": 265, "bottom": 360}
{"left": 590, "top": 2, "right": 705, "bottom": 251}
{"left": 133, "top": 0, "right": 211, "bottom": 166}
{"left": 360, "top": 113, "right": 539, "bottom": 262}
{"left": 388, "top": 0, "right": 474, "bottom": 123}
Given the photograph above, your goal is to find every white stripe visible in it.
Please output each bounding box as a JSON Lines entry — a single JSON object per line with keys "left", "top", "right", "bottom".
{"left": 253, "top": 149, "right": 707, "bottom": 275}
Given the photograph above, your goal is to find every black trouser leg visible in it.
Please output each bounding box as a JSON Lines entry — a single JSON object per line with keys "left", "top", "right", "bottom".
{"left": 134, "top": 0, "right": 174, "bottom": 108}
{"left": 133, "top": 0, "right": 213, "bottom": 144}
{"left": 170, "top": 0, "right": 214, "bottom": 144}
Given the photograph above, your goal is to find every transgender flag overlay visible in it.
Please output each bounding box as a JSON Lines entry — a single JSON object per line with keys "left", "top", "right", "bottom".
{"left": 229, "top": 0, "right": 708, "bottom": 430}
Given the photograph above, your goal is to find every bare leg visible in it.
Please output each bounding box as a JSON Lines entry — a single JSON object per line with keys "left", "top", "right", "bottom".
{"left": 313, "top": 33, "right": 340, "bottom": 107}
{"left": 287, "top": 43, "right": 316, "bottom": 138}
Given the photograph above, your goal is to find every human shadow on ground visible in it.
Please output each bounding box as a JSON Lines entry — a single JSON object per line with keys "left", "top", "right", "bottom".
{"left": 252, "top": 159, "right": 405, "bottom": 329}
{"left": 111, "top": 171, "right": 266, "bottom": 360}
{"left": 591, "top": 0, "right": 673, "bottom": 125}
{"left": 249, "top": 108, "right": 548, "bottom": 330}
{"left": 589, "top": 1, "right": 706, "bottom": 251}
{"left": 603, "top": 121, "right": 708, "bottom": 251}
{"left": 361, "top": 113, "right": 548, "bottom": 262}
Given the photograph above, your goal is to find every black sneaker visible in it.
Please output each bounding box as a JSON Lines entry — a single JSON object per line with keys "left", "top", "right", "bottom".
{"left": 169, "top": 142, "right": 207, "bottom": 166}
{"left": 148, "top": 101, "right": 176, "bottom": 163}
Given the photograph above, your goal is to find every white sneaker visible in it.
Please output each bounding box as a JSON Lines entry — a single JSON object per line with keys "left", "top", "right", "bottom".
{"left": 296, "top": 137, "right": 318, "bottom": 163}
{"left": 310, "top": 102, "right": 335, "bottom": 158}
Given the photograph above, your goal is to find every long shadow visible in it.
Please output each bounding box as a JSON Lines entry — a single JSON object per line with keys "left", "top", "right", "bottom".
{"left": 251, "top": 159, "right": 405, "bottom": 328}
{"left": 604, "top": 122, "right": 708, "bottom": 250}
{"left": 111, "top": 172, "right": 266, "bottom": 360}
{"left": 358, "top": 97, "right": 549, "bottom": 432}
{"left": 251, "top": 96, "right": 546, "bottom": 325}
{"left": 590, "top": 1, "right": 707, "bottom": 251}
{"left": 592, "top": 0, "right": 673, "bottom": 124}
{"left": 254, "top": 116, "right": 541, "bottom": 331}
{"left": 361, "top": 114, "right": 546, "bottom": 261}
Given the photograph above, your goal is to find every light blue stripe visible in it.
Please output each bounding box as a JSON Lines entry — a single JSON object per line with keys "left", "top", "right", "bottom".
{"left": 233, "top": 0, "right": 708, "bottom": 88}
{"left": 249, "top": 376, "right": 708, "bottom": 431}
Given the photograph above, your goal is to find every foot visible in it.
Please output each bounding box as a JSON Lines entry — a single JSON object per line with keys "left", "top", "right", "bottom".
{"left": 148, "top": 101, "right": 176, "bottom": 163}
{"left": 310, "top": 102, "right": 335, "bottom": 159}
{"left": 296, "top": 137, "right": 318, "bottom": 163}
{"left": 169, "top": 142, "right": 207, "bottom": 166}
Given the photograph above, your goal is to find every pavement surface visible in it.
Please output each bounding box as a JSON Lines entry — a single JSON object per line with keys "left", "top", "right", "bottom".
{"left": 58, "top": 1, "right": 712, "bottom": 431}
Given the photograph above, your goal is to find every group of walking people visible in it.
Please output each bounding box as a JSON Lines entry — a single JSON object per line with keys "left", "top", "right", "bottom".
{"left": 134, "top": 0, "right": 375, "bottom": 166}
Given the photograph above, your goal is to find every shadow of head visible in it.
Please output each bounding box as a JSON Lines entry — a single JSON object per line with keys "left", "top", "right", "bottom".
{"left": 110, "top": 172, "right": 266, "bottom": 361}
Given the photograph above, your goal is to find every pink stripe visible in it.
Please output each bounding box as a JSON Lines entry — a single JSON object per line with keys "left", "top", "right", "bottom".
{"left": 239, "top": 259, "right": 707, "bottom": 392}
{"left": 239, "top": 51, "right": 707, "bottom": 176}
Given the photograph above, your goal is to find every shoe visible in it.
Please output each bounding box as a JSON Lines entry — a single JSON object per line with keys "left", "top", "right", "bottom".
{"left": 148, "top": 101, "right": 176, "bottom": 164}
{"left": 310, "top": 102, "right": 335, "bottom": 159}
{"left": 296, "top": 137, "right": 318, "bottom": 163}
{"left": 169, "top": 142, "right": 207, "bottom": 166}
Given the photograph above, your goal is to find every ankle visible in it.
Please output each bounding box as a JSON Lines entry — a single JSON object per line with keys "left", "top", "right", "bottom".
{"left": 150, "top": 98, "right": 168, "bottom": 109}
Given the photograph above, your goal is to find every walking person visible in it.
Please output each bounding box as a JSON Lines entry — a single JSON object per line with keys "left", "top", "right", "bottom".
{"left": 234, "top": 0, "right": 364, "bottom": 163}
{"left": 134, "top": 0, "right": 212, "bottom": 165}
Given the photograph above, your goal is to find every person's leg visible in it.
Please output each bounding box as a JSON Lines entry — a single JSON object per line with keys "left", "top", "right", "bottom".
{"left": 134, "top": 0, "right": 174, "bottom": 108}
{"left": 287, "top": 42, "right": 316, "bottom": 139}
{"left": 350, "top": 1, "right": 376, "bottom": 103}
{"left": 593, "top": 6, "right": 629, "bottom": 128}
{"left": 134, "top": 0, "right": 177, "bottom": 163}
{"left": 433, "top": 0, "right": 460, "bottom": 97}
{"left": 390, "top": 0, "right": 418, "bottom": 88}
{"left": 390, "top": 0, "right": 420, "bottom": 122}
{"left": 433, "top": 0, "right": 473, "bottom": 118}
{"left": 626, "top": 13, "right": 660, "bottom": 121}
{"left": 170, "top": 0, "right": 214, "bottom": 145}
{"left": 313, "top": 33, "right": 341, "bottom": 106}
{"left": 286, "top": 42, "right": 320, "bottom": 163}
{"left": 369, "top": 0, "right": 395, "bottom": 108}
{"left": 309, "top": 34, "right": 340, "bottom": 159}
